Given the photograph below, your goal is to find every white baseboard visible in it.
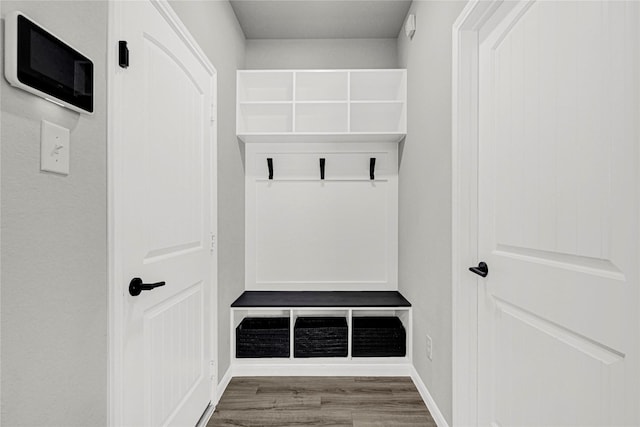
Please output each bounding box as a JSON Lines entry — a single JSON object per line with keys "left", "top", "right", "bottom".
{"left": 215, "top": 366, "right": 233, "bottom": 406}
{"left": 410, "top": 366, "right": 449, "bottom": 427}
{"left": 231, "top": 362, "right": 413, "bottom": 377}
{"left": 195, "top": 404, "right": 215, "bottom": 427}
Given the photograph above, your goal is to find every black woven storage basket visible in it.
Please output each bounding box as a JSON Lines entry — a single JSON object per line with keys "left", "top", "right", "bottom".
{"left": 352, "top": 316, "right": 406, "bottom": 357}
{"left": 294, "top": 317, "right": 348, "bottom": 358}
{"left": 236, "top": 317, "right": 290, "bottom": 358}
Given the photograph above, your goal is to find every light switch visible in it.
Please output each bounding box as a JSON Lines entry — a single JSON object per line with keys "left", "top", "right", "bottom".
{"left": 41, "top": 120, "right": 70, "bottom": 175}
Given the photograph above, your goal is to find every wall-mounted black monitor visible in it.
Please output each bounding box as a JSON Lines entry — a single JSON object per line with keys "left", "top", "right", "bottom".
{"left": 4, "top": 11, "right": 94, "bottom": 114}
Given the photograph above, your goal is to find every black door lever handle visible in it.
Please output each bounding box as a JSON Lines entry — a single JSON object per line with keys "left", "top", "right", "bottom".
{"left": 469, "top": 262, "right": 488, "bottom": 277}
{"left": 129, "top": 277, "right": 166, "bottom": 296}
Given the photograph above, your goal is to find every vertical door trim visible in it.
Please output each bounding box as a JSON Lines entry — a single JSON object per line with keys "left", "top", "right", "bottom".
{"left": 451, "top": 1, "right": 501, "bottom": 425}
{"left": 106, "top": 1, "right": 218, "bottom": 425}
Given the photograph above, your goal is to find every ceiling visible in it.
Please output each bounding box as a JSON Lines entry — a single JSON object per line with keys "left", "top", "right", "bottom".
{"left": 229, "top": 0, "right": 413, "bottom": 39}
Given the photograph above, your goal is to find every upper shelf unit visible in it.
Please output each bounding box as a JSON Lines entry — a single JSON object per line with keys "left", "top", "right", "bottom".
{"left": 237, "top": 69, "right": 407, "bottom": 143}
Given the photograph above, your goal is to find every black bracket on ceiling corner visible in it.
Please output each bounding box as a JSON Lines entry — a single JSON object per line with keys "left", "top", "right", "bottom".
{"left": 118, "top": 41, "right": 129, "bottom": 68}
{"left": 319, "top": 158, "right": 326, "bottom": 180}
{"left": 267, "top": 158, "right": 273, "bottom": 180}
{"left": 370, "top": 157, "right": 376, "bottom": 180}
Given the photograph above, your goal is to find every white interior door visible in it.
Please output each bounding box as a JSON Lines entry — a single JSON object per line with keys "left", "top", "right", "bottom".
{"left": 116, "top": 1, "right": 217, "bottom": 426}
{"left": 477, "top": 1, "right": 639, "bottom": 425}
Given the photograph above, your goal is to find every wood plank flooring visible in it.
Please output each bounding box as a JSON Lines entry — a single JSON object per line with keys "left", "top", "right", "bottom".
{"left": 208, "top": 376, "right": 436, "bottom": 427}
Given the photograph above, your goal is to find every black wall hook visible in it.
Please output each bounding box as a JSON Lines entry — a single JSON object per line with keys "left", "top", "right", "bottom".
{"left": 319, "top": 158, "right": 326, "bottom": 180}
{"left": 370, "top": 157, "right": 376, "bottom": 180}
{"left": 267, "top": 158, "right": 273, "bottom": 180}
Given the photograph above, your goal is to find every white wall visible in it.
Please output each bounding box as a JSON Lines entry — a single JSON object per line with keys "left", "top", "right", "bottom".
{"left": 168, "top": 0, "right": 246, "bottom": 384}
{"left": 397, "top": 1, "right": 467, "bottom": 424}
{"left": 245, "top": 38, "right": 397, "bottom": 69}
{"left": 0, "top": 1, "right": 108, "bottom": 425}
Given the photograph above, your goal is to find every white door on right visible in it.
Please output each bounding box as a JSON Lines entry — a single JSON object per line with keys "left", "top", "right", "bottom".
{"left": 477, "top": 1, "right": 639, "bottom": 425}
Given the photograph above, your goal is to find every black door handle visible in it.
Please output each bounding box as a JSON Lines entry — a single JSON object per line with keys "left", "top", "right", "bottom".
{"left": 469, "top": 262, "right": 488, "bottom": 277}
{"left": 129, "top": 277, "right": 166, "bottom": 296}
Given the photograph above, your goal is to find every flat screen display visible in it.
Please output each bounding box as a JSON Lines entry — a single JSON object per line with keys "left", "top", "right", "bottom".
{"left": 16, "top": 14, "right": 93, "bottom": 113}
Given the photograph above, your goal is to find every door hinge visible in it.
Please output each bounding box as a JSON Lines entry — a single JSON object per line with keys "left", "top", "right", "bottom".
{"left": 209, "top": 360, "right": 216, "bottom": 380}
{"left": 210, "top": 233, "right": 216, "bottom": 253}
{"left": 118, "top": 40, "right": 129, "bottom": 68}
{"left": 210, "top": 105, "right": 216, "bottom": 123}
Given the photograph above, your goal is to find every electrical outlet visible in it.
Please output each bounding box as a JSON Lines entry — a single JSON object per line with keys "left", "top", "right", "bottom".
{"left": 426, "top": 335, "right": 433, "bottom": 361}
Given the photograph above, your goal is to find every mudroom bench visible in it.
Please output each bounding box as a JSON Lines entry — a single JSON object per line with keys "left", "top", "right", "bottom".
{"left": 230, "top": 291, "right": 412, "bottom": 366}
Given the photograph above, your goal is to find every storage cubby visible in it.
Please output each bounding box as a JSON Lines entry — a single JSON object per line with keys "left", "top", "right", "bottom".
{"left": 238, "top": 103, "right": 293, "bottom": 133}
{"left": 229, "top": 309, "right": 282, "bottom": 361}
{"left": 350, "top": 70, "right": 406, "bottom": 101}
{"left": 295, "top": 71, "right": 348, "bottom": 101}
{"left": 238, "top": 71, "right": 293, "bottom": 102}
{"left": 295, "top": 103, "right": 348, "bottom": 133}
{"left": 236, "top": 317, "right": 290, "bottom": 358}
{"left": 230, "top": 292, "right": 411, "bottom": 364}
{"left": 294, "top": 316, "right": 348, "bottom": 358}
{"left": 237, "top": 69, "right": 406, "bottom": 141}
{"left": 352, "top": 316, "right": 406, "bottom": 357}
{"left": 350, "top": 102, "right": 406, "bottom": 133}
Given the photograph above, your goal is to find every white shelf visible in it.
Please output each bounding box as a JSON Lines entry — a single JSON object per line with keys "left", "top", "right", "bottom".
{"left": 350, "top": 100, "right": 405, "bottom": 104}
{"left": 238, "top": 133, "right": 405, "bottom": 143}
{"left": 295, "top": 100, "right": 351, "bottom": 104}
{"left": 237, "top": 69, "right": 407, "bottom": 142}
{"left": 240, "top": 101, "right": 293, "bottom": 105}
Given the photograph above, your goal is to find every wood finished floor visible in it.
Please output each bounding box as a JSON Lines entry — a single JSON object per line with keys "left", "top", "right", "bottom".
{"left": 208, "top": 376, "right": 436, "bottom": 427}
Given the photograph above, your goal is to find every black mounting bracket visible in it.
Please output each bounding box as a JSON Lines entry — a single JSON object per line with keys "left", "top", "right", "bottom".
{"left": 267, "top": 158, "right": 273, "bottom": 180}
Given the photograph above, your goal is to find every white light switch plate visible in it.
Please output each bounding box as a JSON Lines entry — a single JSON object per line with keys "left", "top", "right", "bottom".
{"left": 41, "top": 120, "right": 70, "bottom": 175}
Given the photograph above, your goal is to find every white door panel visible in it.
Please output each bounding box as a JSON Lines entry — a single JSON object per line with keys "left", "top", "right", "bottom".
{"left": 477, "top": 1, "right": 638, "bottom": 425}
{"left": 117, "top": 1, "right": 217, "bottom": 426}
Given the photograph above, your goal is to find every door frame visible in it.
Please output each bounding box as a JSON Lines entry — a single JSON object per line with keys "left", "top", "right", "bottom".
{"left": 106, "top": 1, "right": 218, "bottom": 425}
{"left": 451, "top": 1, "right": 503, "bottom": 425}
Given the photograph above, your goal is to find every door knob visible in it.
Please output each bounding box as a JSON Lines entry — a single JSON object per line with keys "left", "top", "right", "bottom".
{"left": 469, "top": 262, "right": 488, "bottom": 277}
{"left": 129, "top": 277, "right": 166, "bottom": 296}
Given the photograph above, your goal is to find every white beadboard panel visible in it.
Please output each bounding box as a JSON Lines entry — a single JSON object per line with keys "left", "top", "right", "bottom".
{"left": 142, "top": 35, "right": 204, "bottom": 263}
{"left": 245, "top": 142, "right": 398, "bottom": 291}
{"left": 254, "top": 180, "right": 389, "bottom": 285}
{"left": 146, "top": 283, "right": 204, "bottom": 427}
